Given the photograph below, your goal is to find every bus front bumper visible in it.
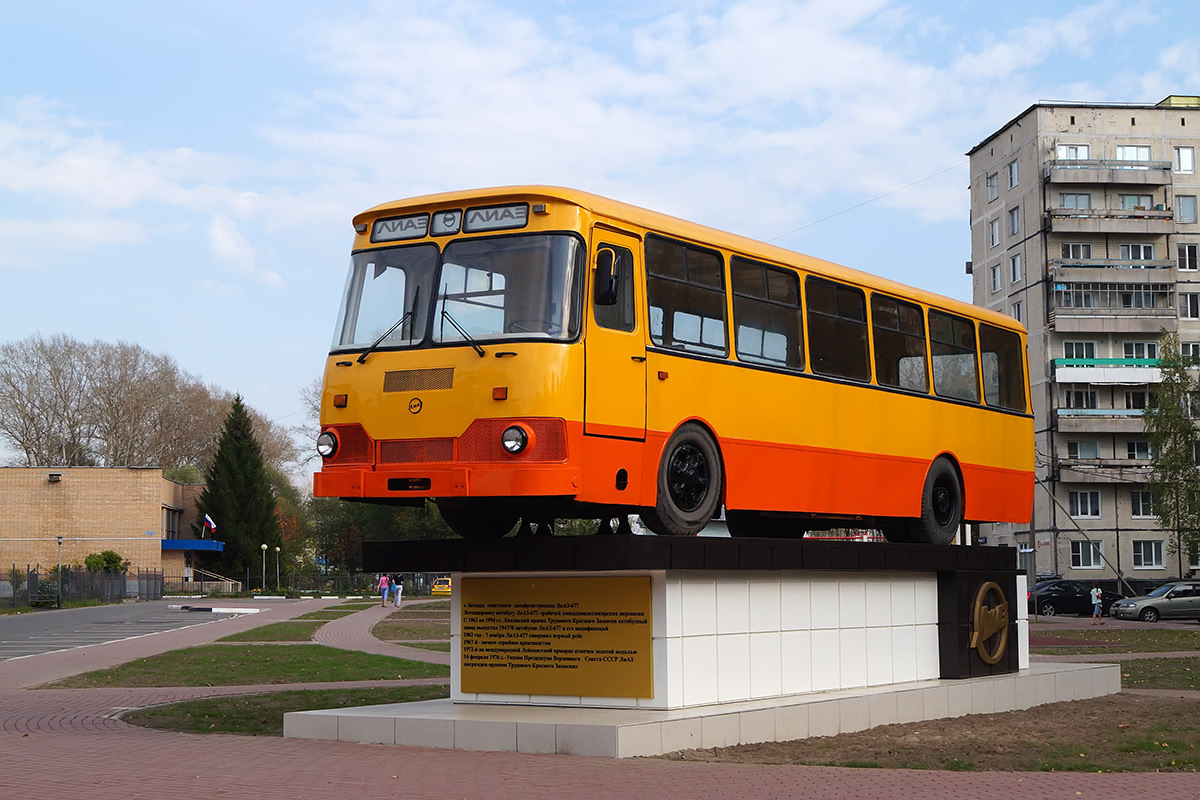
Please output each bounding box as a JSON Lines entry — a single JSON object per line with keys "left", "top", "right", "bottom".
{"left": 314, "top": 464, "right": 580, "bottom": 499}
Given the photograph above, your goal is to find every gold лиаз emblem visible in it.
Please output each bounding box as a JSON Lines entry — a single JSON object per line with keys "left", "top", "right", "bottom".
{"left": 969, "top": 581, "right": 1010, "bottom": 665}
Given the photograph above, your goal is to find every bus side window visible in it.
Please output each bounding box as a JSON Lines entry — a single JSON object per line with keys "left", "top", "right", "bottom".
{"left": 871, "top": 293, "right": 928, "bottom": 393}
{"left": 980, "top": 324, "right": 1026, "bottom": 411}
{"left": 645, "top": 235, "right": 727, "bottom": 355}
{"left": 594, "top": 244, "right": 635, "bottom": 332}
{"left": 929, "top": 310, "right": 980, "bottom": 402}
{"left": 731, "top": 256, "right": 803, "bottom": 369}
{"left": 805, "top": 276, "right": 869, "bottom": 381}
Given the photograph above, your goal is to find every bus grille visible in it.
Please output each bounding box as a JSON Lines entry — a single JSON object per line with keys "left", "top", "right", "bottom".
{"left": 383, "top": 367, "right": 454, "bottom": 392}
{"left": 324, "top": 424, "right": 372, "bottom": 464}
{"left": 458, "top": 419, "right": 568, "bottom": 462}
{"left": 379, "top": 438, "right": 454, "bottom": 464}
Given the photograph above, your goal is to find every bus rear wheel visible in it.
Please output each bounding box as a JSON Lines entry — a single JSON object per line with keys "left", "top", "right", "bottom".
{"left": 906, "top": 457, "right": 962, "bottom": 545}
{"left": 436, "top": 499, "right": 519, "bottom": 539}
{"left": 641, "top": 423, "right": 722, "bottom": 536}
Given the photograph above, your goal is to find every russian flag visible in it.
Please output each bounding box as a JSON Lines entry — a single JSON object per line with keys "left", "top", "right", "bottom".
{"left": 203, "top": 514, "right": 217, "bottom": 536}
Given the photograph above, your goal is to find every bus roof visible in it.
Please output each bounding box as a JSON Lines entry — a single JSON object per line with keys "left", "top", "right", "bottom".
{"left": 356, "top": 186, "right": 1023, "bottom": 334}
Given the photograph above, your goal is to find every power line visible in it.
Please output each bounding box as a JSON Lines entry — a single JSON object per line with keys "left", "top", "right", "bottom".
{"left": 766, "top": 160, "right": 968, "bottom": 243}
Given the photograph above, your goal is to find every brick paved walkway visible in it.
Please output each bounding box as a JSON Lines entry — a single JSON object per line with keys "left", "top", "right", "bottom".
{"left": 3, "top": 599, "right": 1200, "bottom": 799}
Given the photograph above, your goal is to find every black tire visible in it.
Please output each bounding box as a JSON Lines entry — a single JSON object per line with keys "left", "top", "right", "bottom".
{"left": 436, "top": 499, "right": 518, "bottom": 539}
{"left": 1140, "top": 607, "right": 1160, "bottom": 623}
{"left": 1038, "top": 601, "right": 1057, "bottom": 617}
{"left": 640, "top": 423, "right": 722, "bottom": 536}
{"left": 881, "top": 523, "right": 912, "bottom": 543}
{"left": 906, "top": 457, "right": 963, "bottom": 544}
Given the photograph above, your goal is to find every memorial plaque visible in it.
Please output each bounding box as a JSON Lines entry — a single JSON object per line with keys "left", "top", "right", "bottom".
{"left": 460, "top": 575, "right": 652, "bottom": 698}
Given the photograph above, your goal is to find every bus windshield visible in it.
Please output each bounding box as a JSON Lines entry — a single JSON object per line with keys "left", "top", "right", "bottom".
{"left": 331, "top": 233, "right": 584, "bottom": 353}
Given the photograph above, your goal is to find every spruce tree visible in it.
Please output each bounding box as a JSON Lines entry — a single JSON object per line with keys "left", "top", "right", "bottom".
{"left": 195, "top": 396, "right": 281, "bottom": 576}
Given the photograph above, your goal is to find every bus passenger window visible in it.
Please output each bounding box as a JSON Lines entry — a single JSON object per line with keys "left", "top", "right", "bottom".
{"left": 929, "top": 310, "right": 979, "bottom": 402}
{"left": 805, "top": 277, "right": 869, "bottom": 381}
{"left": 646, "top": 235, "right": 727, "bottom": 356}
{"left": 594, "top": 244, "right": 635, "bottom": 332}
{"left": 980, "top": 324, "right": 1026, "bottom": 411}
{"left": 731, "top": 257, "right": 803, "bottom": 369}
{"left": 871, "top": 294, "right": 928, "bottom": 392}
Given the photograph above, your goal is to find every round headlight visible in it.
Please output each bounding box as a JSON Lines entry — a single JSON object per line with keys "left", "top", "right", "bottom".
{"left": 501, "top": 425, "right": 528, "bottom": 454}
{"left": 316, "top": 431, "right": 338, "bottom": 458}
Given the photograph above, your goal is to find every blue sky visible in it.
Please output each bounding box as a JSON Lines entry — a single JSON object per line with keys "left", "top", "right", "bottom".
{"left": 2, "top": 0, "right": 1198, "bottom": 476}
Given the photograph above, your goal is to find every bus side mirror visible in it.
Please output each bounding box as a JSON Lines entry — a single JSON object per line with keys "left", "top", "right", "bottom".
{"left": 594, "top": 248, "right": 619, "bottom": 306}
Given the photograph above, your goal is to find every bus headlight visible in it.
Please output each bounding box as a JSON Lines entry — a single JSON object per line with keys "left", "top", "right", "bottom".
{"left": 316, "top": 431, "right": 338, "bottom": 458}
{"left": 501, "top": 425, "right": 528, "bottom": 454}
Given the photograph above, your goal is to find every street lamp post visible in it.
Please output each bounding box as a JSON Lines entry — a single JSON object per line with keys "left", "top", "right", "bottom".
{"left": 56, "top": 535, "right": 63, "bottom": 609}
{"left": 274, "top": 546, "right": 280, "bottom": 591}
{"left": 260, "top": 543, "right": 267, "bottom": 592}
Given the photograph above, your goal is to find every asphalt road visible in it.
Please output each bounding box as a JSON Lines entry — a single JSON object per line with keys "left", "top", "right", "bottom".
{"left": 0, "top": 600, "right": 260, "bottom": 661}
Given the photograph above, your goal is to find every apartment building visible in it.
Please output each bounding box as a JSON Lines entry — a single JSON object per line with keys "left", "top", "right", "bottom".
{"left": 968, "top": 95, "right": 1200, "bottom": 583}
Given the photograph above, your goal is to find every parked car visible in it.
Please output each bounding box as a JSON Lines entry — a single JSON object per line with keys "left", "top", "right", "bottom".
{"left": 1110, "top": 581, "right": 1200, "bottom": 622}
{"left": 431, "top": 577, "right": 452, "bottom": 596}
{"left": 1028, "top": 580, "right": 1126, "bottom": 617}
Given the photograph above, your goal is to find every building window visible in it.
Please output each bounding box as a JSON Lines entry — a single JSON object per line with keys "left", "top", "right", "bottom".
{"left": 990, "top": 265, "right": 1001, "bottom": 292}
{"left": 1116, "top": 144, "right": 1151, "bottom": 163}
{"left": 164, "top": 508, "right": 181, "bottom": 539}
{"left": 1061, "top": 243, "right": 1092, "bottom": 260}
{"left": 1067, "top": 440, "right": 1099, "bottom": 459}
{"left": 1120, "top": 243, "right": 1154, "bottom": 260}
{"left": 989, "top": 219, "right": 1000, "bottom": 247}
{"left": 1180, "top": 244, "right": 1199, "bottom": 271}
{"left": 986, "top": 172, "right": 998, "bottom": 202}
{"left": 1178, "top": 196, "right": 1198, "bottom": 224}
{"left": 1008, "top": 207, "right": 1020, "bottom": 236}
{"left": 1010, "top": 301, "right": 1022, "bottom": 323}
{"left": 1060, "top": 193, "right": 1092, "bottom": 210}
{"left": 1125, "top": 390, "right": 1151, "bottom": 410}
{"left": 1010, "top": 254, "right": 1022, "bottom": 282}
{"left": 1131, "top": 493, "right": 1157, "bottom": 520}
{"left": 1119, "top": 194, "right": 1154, "bottom": 211}
{"left": 1065, "top": 388, "right": 1097, "bottom": 409}
{"left": 1183, "top": 293, "right": 1200, "bottom": 319}
{"left": 1176, "top": 146, "right": 1195, "bottom": 174}
{"left": 1132, "top": 539, "right": 1165, "bottom": 568}
{"left": 1006, "top": 160, "right": 1019, "bottom": 188}
{"left": 1124, "top": 341, "right": 1159, "bottom": 360}
{"left": 1071, "top": 540, "right": 1103, "bottom": 568}
{"left": 1183, "top": 341, "right": 1200, "bottom": 363}
{"left": 1058, "top": 144, "right": 1089, "bottom": 160}
{"left": 1127, "top": 440, "right": 1152, "bottom": 460}
{"left": 1064, "top": 341, "right": 1096, "bottom": 361}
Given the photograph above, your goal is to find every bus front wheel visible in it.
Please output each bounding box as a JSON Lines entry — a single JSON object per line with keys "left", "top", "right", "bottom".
{"left": 436, "top": 499, "right": 519, "bottom": 539}
{"left": 641, "top": 423, "right": 723, "bottom": 536}
{"left": 906, "top": 457, "right": 962, "bottom": 545}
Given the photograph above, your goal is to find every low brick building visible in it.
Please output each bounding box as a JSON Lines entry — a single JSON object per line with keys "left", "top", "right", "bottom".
{"left": 0, "top": 467, "right": 220, "bottom": 574}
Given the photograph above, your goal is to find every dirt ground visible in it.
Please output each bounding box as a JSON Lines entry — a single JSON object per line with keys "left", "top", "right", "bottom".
{"left": 658, "top": 693, "right": 1200, "bottom": 772}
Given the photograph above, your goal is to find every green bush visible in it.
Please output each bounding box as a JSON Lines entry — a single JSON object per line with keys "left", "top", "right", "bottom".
{"left": 84, "top": 550, "right": 128, "bottom": 573}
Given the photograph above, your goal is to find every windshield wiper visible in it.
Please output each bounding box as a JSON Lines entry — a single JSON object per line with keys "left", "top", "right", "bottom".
{"left": 440, "top": 308, "right": 486, "bottom": 358}
{"left": 357, "top": 286, "right": 419, "bottom": 364}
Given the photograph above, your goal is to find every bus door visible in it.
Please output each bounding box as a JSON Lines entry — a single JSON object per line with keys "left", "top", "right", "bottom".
{"left": 585, "top": 228, "right": 646, "bottom": 440}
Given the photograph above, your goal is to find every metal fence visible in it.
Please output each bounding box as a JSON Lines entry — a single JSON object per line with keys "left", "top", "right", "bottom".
{"left": 162, "top": 570, "right": 445, "bottom": 597}
{"left": 1, "top": 565, "right": 163, "bottom": 607}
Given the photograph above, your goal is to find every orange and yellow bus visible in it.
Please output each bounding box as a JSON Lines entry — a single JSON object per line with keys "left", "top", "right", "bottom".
{"left": 314, "top": 186, "right": 1032, "bottom": 543}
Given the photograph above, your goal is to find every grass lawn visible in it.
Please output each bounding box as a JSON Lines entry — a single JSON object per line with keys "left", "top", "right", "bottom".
{"left": 1121, "top": 657, "right": 1200, "bottom": 690}
{"left": 217, "top": 621, "right": 324, "bottom": 643}
{"left": 400, "top": 641, "right": 451, "bottom": 653}
{"left": 40, "top": 644, "right": 449, "bottom": 688}
{"left": 390, "top": 608, "right": 451, "bottom": 620}
{"left": 373, "top": 620, "right": 450, "bottom": 642}
{"left": 1031, "top": 628, "right": 1200, "bottom": 655}
{"left": 294, "top": 609, "right": 359, "bottom": 620}
{"left": 123, "top": 684, "right": 450, "bottom": 736}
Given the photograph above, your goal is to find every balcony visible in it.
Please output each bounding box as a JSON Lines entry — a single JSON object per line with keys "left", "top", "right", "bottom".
{"left": 1049, "top": 258, "right": 1176, "bottom": 282}
{"left": 1049, "top": 282, "right": 1175, "bottom": 334}
{"left": 1046, "top": 207, "right": 1175, "bottom": 235}
{"left": 1045, "top": 159, "right": 1173, "bottom": 185}
{"left": 1055, "top": 408, "right": 1145, "bottom": 434}
{"left": 1051, "top": 357, "right": 1162, "bottom": 384}
{"left": 1054, "top": 457, "right": 1154, "bottom": 485}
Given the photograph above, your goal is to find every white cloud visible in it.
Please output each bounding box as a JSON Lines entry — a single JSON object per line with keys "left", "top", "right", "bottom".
{"left": 208, "top": 216, "right": 283, "bottom": 288}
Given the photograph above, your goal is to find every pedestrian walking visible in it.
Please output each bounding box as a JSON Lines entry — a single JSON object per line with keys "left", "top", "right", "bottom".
{"left": 392, "top": 574, "right": 404, "bottom": 607}
{"left": 378, "top": 574, "right": 391, "bottom": 607}
{"left": 1090, "top": 583, "right": 1104, "bottom": 625}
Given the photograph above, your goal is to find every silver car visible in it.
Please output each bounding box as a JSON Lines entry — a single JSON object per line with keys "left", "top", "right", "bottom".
{"left": 1109, "top": 581, "right": 1200, "bottom": 622}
